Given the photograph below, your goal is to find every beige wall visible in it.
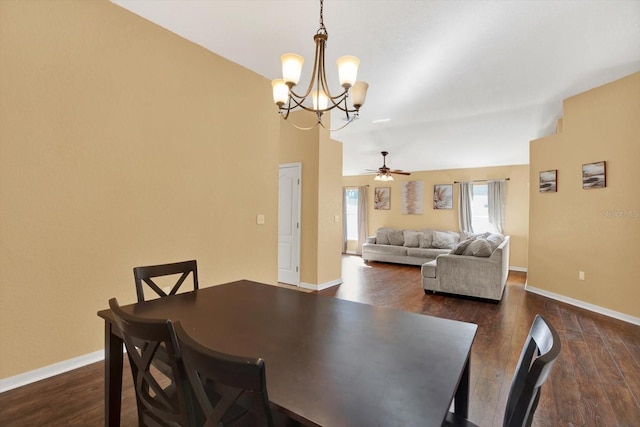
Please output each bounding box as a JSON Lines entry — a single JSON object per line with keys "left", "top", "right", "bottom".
{"left": 279, "top": 112, "right": 343, "bottom": 286}
{"left": 343, "top": 165, "right": 530, "bottom": 268}
{"left": 0, "top": 1, "right": 280, "bottom": 379}
{"left": 529, "top": 72, "right": 640, "bottom": 318}
{"left": 317, "top": 135, "right": 343, "bottom": 285}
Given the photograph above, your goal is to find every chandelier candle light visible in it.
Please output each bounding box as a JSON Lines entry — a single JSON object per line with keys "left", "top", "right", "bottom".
{"left": 271, "top": 0, "right": 369, "bottom": 130}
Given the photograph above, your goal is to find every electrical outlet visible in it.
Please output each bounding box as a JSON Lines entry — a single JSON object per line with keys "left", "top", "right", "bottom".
{"left": 579, "top": 271, "right": 585, "bottom": 280}
{"left": 257, "top": 214, "right": 265, "bottom": 225}
{"left": 334, "top": 215, "right": 340, "bottom": 223}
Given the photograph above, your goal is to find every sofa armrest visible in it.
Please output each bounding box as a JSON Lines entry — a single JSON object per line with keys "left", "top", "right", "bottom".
{"left": 435, "top": 254, "right": 502, "bottom": 299}
{"left": 435, "top": 236, "right": 510, "bottom": 300}
{"left": 438, "top": 236, "right": 510, "bottom": 279}
{"left": 437, "top": 254, "right": 501, "bottom": 279}
{"left": 365, "top": 236, "right": 377, "bottom": 244}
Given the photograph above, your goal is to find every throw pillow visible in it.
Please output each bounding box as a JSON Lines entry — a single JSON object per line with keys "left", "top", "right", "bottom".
{"left": 388, "top": 229, "right": 405, "bottom": 246}
{"left": 461, "top": 231, "right": 490, "bottom": 240}
{"left": 376, "top": 229, "right": 390, "bottom": 245}
{"left": 463, "top": 239, "right": 493, "bottom": 257}
{"left": 431, "top": 231, "right": 456, "bottom": 249}
{"left": 403, "top": 230, "right": 420, "bottom": 247}
{"left": 451, "top": 238, "right": 475, "bottom": 255}
{"left": 486, "top": 233, "right": 505, "bottom": 251}
{"left": 418, "top": 233, "right": 433, "bottom": 248}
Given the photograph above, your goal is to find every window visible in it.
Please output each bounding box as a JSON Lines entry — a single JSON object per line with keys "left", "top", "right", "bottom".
{"left": 459, "top": 181, "right": 506, "bottom": 234}
{"left": 344, "top": 188, "right": 359, "bottom": 241}
{"left": 471, "top": 184, "right": 491, "bottom": 233}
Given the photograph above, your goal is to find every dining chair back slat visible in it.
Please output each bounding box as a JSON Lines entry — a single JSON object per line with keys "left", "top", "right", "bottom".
{"left": 174, "top": 321, "right": 275, "bottom": 427}
{"left": 133, "top": 260, "right": 198, "bottom": 302}
{"left": 503, "top": 314, "right": 561, "bottom": 427}
{"left": 109, "top": 298, "right": 195, "bottom": 427}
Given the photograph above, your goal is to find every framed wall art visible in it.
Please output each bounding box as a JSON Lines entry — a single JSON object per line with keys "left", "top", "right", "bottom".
{"left": 374, "top": 187, "right": 390, "bottom": 210}
{"left": 433, "top": 184, "right": 453, "bottom": 209}
{"left": 539, "top": 170, "right": 557, "bottom": 192}
{"left": 582, "top": 161, "right": 606, "bottom": 189}
{"left": 401, "top": 181, "right": 423, "bottom": 214}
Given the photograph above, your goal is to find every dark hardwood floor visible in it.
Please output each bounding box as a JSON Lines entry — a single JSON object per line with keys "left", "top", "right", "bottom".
{"left": 1, "top": 255, "right": 639, "bottom": 426}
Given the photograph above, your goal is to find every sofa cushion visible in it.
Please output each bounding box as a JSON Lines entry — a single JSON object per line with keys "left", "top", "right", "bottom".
{"left": 388, "top": 229, "right": 405, "bottom": 246}
{"left": 376, "top": 229, "right": 390, "bottom": 245}
{"left": 432, "top": 231, "right": 456, "bottom": 249}
{"left": 451, "top": 238, "right": 475, "bottom": 255}
{"left": 407, "top": 248, "right": 450, "bottom": 258}
{"left": 403, "top": 230, "right": 420, "bottom": 247}
{"left": 486, "top": 233, "right": 505, "bottom": 251}
{"left": 463, "top": 239, "right": 493, "bottom": 257}
{"left": 418, "top": 233, "right": 433, "bottom": 248}
{"left": 421, "top": 260, "right": 437, "bottom": 278}
{"left": 363, "top": 244, "right": 408, "bottom": 256}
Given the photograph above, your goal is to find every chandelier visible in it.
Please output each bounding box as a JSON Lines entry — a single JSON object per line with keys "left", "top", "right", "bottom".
{"left": 271, "top": 0, "right": 369, "bottom": 131}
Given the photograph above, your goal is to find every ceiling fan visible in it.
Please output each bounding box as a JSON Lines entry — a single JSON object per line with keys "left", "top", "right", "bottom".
{"left": 367, "top": 151, "right": 411, "bottom": 181}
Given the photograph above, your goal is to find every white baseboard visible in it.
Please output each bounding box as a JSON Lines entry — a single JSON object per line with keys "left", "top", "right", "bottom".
{"left": 509, "top": 266, "right": 528, "bottom": 272}
{"left": 0, "top": 350, "right": 105, "bottom": 393}
{"left": 525, "top": 285, "right": 640, "bottom": 326}
{"left": 300, "top": 278, "right": 343, "bottom": 291}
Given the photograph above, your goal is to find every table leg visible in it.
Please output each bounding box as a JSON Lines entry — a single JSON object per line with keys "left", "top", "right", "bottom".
{"left": 104, "top": 321, "right": 123, "bottom": 427}
{"left": 454, "top": 355, "right": 470, "bottom": 418}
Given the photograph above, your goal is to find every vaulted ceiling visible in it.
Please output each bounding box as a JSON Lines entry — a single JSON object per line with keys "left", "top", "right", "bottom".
{"left": 112, "top": 0, "right": 640, "bottom": 175}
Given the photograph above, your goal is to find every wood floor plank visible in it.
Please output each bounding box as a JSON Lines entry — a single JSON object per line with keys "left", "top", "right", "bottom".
{"left": 568, "top": 338, "right": 619, "bottom": 426}
{"left": 553, "top": 333, "right": 588, "bottom": 426}
{"left": 1, "top": 256, "right": 639, "bottom": 426}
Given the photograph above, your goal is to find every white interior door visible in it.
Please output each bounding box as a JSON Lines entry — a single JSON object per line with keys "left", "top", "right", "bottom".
{"left": 278, "top": 163, "right": 301, "bottom": 286}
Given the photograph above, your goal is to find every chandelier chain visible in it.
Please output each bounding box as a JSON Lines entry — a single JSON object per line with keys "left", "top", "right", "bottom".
{"left": 318, "top": 0, "right": 327, "bottom": 35}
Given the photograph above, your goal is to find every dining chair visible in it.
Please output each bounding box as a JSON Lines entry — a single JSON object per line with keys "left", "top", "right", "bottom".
{"left": 444, "top": 314, "right": 561, "bottom": 427}
{"left": 174, "top": 321, "right": 278, "bottom": 427}
{"left": 133, "top": 259, "right": 199, "bottom": 302}
{"left": 109, "top": 298, "right": 196, "bottom": 427}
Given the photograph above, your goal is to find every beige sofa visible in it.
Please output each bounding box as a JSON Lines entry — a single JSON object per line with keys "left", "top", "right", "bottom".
{"left": 421, "top": 235, "right": 510, "bottom": 301}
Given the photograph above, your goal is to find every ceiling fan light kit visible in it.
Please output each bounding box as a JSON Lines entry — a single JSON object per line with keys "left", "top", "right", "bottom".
{"left": 374, "top": 174, "right": 394, "bottom": 182}
{"left": 271, "top": 0, "right": 369, "bottom": 131}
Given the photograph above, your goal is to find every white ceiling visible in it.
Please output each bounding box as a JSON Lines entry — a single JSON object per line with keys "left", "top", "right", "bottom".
{"left": 111, "top": 0, "right": 640, "bottom": 176}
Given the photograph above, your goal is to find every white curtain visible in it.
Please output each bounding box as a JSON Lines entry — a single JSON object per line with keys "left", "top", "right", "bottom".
{"left": 342, "top": 188, "right": 348, "bottom": 253}
{"left": 488, "top": 180, "right": 506, "bottom": 234}
{"left": 356, "top": 186, "right": 368, "bottom": 255}
{"left": 458, "top": 182, "right": 474, "bottom": 233}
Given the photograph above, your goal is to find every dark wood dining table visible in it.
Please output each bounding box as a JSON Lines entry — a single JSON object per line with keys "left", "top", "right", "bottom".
{"left": 98, "top": 280, "right": 477, "bottom": 427}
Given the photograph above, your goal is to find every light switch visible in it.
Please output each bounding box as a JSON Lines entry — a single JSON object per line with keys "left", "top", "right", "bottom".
{"left": 334, "top": 215, "right": 340, "bottom": 223}
{"left": 257, "top": 214, "right": 265, "bottom": 225}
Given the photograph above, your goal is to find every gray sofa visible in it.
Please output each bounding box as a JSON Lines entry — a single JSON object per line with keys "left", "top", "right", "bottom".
{"left": 422, "top": 235, "right": 510, "bottom": 301}
{"left": 362, "top": 228, "right": 460, "bottom": 266}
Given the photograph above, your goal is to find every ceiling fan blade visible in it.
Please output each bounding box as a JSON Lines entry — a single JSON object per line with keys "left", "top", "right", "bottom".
{"left": 390, "top": 170, "right": 411, "bottom": 175}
